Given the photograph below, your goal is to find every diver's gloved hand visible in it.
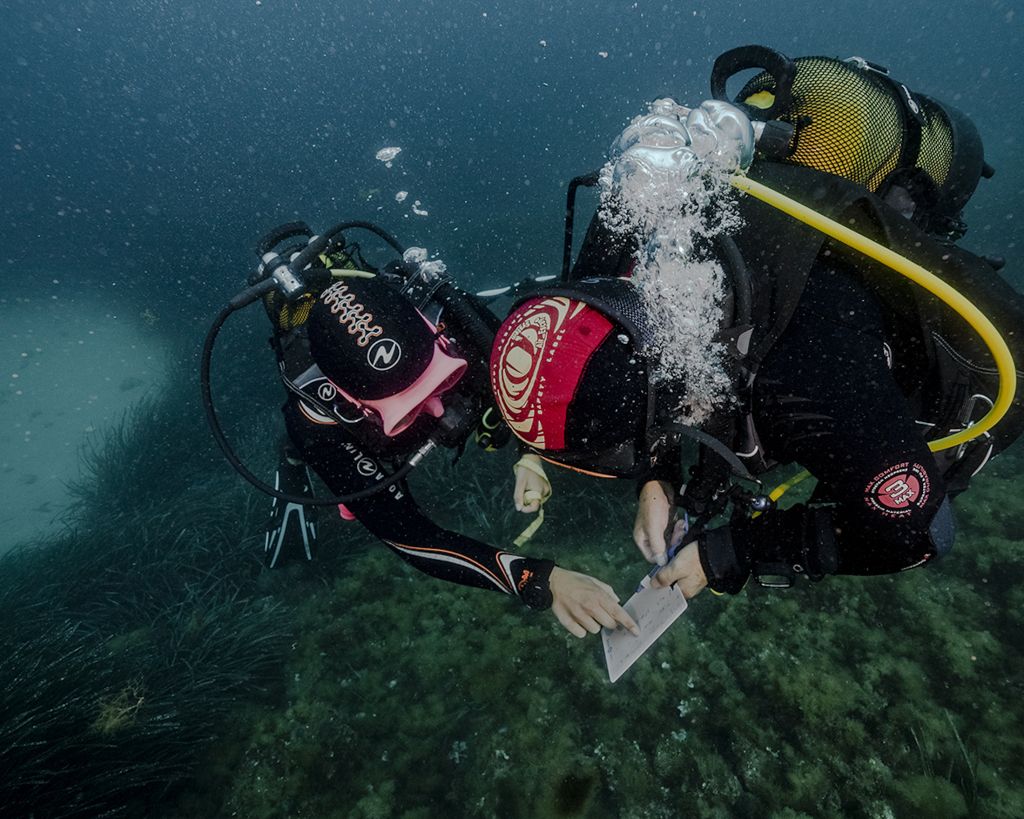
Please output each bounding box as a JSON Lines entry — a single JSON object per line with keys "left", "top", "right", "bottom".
{"left": 548, "top": 567, "right": 640, "bottom": 639}
{"left": 605, "top": 97, "right": 755, "bottom": 187}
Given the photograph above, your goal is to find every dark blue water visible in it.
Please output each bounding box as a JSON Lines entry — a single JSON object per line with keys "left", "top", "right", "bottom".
{"left": 2, "top": 1, "right": 1022, "bottom": 816}
{"left": 3, "top": 0, "right": 1020, "bottom": 300}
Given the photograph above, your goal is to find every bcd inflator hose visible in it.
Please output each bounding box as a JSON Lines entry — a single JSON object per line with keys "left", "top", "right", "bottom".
{"left": 731, "top": 174, "right": 1016, "bottom": 453}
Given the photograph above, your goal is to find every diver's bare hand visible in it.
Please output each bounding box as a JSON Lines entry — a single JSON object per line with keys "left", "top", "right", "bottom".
{"left": 634, "top": 480, "right": 676, "bottom": 566}
{"left": 549, "top": 567, "right": 640, "bottom": 639}
{"left": 513, "top": 453, "right": 550, "bottom": 513}
{"left": 649, "top": 541, "right": 707, "bottom": 599}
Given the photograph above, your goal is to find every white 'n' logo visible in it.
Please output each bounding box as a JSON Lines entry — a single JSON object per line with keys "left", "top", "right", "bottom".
{"left": 367, "top": 338, "right": 402, "bottom": 371}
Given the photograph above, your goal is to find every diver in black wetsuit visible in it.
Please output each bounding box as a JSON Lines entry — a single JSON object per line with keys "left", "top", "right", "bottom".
{"left": 488, "top": 48, "right": 1024, "bottom": 598}
{"left": 262, "top": 232, "right": 639, "bottom": 638}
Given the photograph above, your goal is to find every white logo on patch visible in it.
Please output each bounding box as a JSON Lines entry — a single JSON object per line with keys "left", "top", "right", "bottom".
{"left": 356, "top": 457, "right": 379, "bottom": 477}
{"left": 367, "top": 338, "right": 402, "bottom": 371}
{"left": 317, "top": 382, "right": 337, "bottom": 402}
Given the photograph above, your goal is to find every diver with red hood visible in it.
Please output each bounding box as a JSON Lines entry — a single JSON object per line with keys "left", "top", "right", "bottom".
{"left": 489, "top": 47, "right": 1024, "bottom": 598}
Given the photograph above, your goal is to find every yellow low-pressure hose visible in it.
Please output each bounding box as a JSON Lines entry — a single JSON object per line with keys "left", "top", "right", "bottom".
{"left": 731, "top": 174, "right": 1017, "bottom": 452}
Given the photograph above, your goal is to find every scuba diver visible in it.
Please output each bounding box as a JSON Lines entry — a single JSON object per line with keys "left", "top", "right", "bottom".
{"left": 250, "top": 222, "right": 639, "bottom": 638}
{"left": 488, "top": 46, "right": 1024, "bottom": 598}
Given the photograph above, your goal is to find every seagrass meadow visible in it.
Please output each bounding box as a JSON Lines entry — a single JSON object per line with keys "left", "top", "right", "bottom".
{"left": 2, "top": 352, "right": 1022, "bottom": 818}
{"left": 169, "top": 445, "right": 1024, "bottom": 818}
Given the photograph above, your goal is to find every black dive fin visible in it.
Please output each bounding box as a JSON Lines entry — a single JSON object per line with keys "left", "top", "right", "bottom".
{"left": 264, "top": 455, "right": 318, "bottom": 568}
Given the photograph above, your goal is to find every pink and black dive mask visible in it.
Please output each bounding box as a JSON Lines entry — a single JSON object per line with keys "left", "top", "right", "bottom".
{"left": 307, "top": 276, "right": 467, "bottom": 437}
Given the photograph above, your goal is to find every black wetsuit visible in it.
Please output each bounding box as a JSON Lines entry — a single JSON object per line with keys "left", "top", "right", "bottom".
{"left": 570, "top": 162, "right": 974, "bottom": 594}
{"left": 280, "top": 340, "right": 555, "bottom": 609}
{"left": 696, "top": 258, "right": 952, "bottom": 593}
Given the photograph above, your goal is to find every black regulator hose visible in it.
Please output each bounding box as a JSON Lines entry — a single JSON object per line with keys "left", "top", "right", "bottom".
{"left": 200, "top": 300, "right": 421, "bottom": 506}
{"left": 654, "top": 423, "right": 756, "bottom": 483}
{"left": 432, "top": 280, "right": 499, "bottom": 362}
{"left": 319, "top": 220, "right": 406, "bottom": 256}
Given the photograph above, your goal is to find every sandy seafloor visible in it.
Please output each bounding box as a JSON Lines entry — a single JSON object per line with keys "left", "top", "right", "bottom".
{"left": 0, "top": 291, "right": 167, "bottom": 550}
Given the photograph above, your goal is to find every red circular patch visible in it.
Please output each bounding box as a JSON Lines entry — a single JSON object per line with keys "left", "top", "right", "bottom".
{"left": 864, "top": 462, "right": 931, "bottom": 518}
{"left": 877, "top": 473, "right": 921, "bottom": 509}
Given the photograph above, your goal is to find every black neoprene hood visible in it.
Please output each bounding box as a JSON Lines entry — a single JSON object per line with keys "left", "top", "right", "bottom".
{"left": 307, "top": 275, "right": 435, "bottom": 400}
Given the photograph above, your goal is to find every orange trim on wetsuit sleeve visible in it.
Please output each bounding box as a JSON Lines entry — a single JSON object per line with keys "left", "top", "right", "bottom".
{"left": 537, "top": 454, "right": 618, "bottom": 479}
{"left": 384, "top": 540, "right": 517, "bottom": 593}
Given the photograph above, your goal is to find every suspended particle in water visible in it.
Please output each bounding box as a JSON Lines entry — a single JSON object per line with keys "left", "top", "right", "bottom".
{"left": 375, "top": 146, "right": 402, "bottom": 168}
